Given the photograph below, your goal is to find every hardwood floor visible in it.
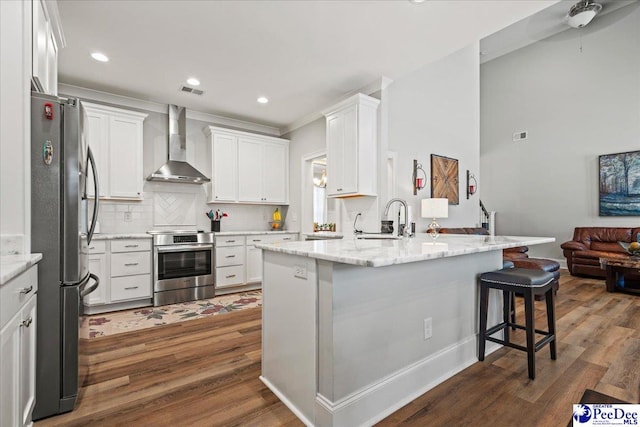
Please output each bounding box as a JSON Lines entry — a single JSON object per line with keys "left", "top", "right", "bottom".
{"left": 36, "top": 271, "right": 639, "bottom": 427}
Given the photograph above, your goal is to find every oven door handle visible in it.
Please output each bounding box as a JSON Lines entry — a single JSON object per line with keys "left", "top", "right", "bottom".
{"left": 156, "top": 244, "right": 213, "bottom": 253}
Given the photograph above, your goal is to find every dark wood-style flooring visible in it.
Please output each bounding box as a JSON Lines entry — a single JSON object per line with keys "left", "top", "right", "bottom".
{"left": 36, "top": 271, "right": 639, "bottom": 426}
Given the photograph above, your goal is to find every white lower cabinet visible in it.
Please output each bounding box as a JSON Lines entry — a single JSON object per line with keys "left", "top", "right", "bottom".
{"left": 215, "top": 233, "right": 297, "bottom": 294}
{"left": 1, "top": 265, "right": 38, "bottom": 427}
{"left": 83, "top": 238, "right": 152, "bottom": 314}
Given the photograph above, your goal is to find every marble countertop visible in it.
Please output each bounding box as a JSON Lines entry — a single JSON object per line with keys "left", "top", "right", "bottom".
{"left": 301, "top": 231, "right": 344, "bottom": 240}
{"left": 92, "top": 233, "right": 152, "bottom": 240}
{"left": 215, "top": 230, "right": 299, "bottom": 236}
{"left": 1, "top": 253, "right": 43, "bottom": 286}
{"left": 255, "top": 234, "right": 555, "bottom": 267}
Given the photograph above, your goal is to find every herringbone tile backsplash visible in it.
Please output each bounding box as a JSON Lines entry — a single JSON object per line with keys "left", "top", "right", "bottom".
{"left": 153, "top": 192, "right": 197, "bottom": 227}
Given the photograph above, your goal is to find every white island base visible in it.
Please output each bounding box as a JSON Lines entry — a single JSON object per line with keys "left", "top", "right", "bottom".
{"left": 260, "top": 247, "right": 507, "bottom": 426}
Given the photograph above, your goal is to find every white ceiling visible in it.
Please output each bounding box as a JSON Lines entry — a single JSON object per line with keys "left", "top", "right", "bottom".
{"left": 56, "top": 0, "right": 558, "bottom": 133}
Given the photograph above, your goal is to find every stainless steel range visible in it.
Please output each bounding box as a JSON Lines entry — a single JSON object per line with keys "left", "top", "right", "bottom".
{"left": 149, "top": 230, "right": 215, "bottom": 306}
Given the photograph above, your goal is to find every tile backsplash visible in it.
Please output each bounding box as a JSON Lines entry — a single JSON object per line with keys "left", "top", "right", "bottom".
{"left": 95, "top": 182, "right": 290, "bottom": 234}
{"left": 0, "top": 234, "right": 24, "bottom": 255}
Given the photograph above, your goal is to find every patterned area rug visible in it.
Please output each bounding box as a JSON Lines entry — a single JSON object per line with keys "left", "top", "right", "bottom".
{"left": 86, "top": 291, "right": 261, "bottom": 338}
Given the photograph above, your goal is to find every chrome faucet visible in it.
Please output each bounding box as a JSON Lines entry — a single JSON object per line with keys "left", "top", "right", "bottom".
{"left": 383, "top": 198, "right": 411, "bottom": 238}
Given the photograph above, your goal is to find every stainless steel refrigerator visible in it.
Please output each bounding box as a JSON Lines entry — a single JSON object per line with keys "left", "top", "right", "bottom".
{"left": 30, "top": 92, "right": 100, "bottom": 420}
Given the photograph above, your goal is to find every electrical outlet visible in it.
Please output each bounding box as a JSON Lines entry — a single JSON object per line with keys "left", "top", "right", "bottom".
{"left": 424, "top": 318, "right": 432, "bottom": 340}
{"left": 294, "top": 264, "right": 307, "bottom": 279}
{"left": 124, "top": 211, "right": 132, "bottom": 222}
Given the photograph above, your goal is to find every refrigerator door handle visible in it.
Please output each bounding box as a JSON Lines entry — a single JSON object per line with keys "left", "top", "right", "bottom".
{"left": 80, "top": 273, "right": 100, "bottom": 298}
{"left": 86, "top": 146, "right": 99, "bottom": 244}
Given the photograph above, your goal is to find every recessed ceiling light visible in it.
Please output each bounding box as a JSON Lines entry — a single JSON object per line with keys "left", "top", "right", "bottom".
{"left": 90, "top": 52, "right": 109, "bottom": 62}
{"left": 257, "top": 96, "right": 269, "bottom": 104}
{"left": 409, "top": 0, "right": 426, "bottom": 3}
{"left": 187, "top": 77, "right": 200, "bottom": 86}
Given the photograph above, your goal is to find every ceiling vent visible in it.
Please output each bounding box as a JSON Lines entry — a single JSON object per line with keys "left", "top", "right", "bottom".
{"left": 179, "top": 85, "right": 204, "bottom": 96}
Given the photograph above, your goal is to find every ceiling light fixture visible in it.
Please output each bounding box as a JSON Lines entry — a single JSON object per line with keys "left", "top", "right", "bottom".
{"left": 90, "top": 52, "right": 109, "bottom": 62}
{"left": 257, "top": 96, "right": 269, "bottom": 104}
{"left": 409, "top": 0, "right": 426, "bottom": 3}
{"left": 186, "top": 77, "right": 200, "bottom": 86}
{"left": 566, "top": 0, "right": 603, "bottom": 28}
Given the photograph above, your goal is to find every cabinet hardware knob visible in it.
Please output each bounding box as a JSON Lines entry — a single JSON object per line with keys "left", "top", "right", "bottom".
{"left": 89, "top": 246, "right": 95, "bottom": 250}
{"left": 125, "top": 245, "right": 139, "bottom": 248}
{"left": 226, "top": 274, "right": 236, "bottom": 278}
{"left": 21, "top": 317, "right": 33, "bottom": 327}
{"left": 124, "top": 286, "right": 139, "bottom": 290}
{"left": 283, "top": 238, "right": 292, "bottom": 240}
{"left": 253, "top": 239, "right": 261, "bottom": 242}
{"left": 124, "top": 262, "right": 139, "bottom": 266}
{"left": 20, "top": 286, "right": 33, "bottom": 294}
{"left": 226, "top": 240, "right": 235, "bottom": 243}
{"left": 225, "top": 255, "right": 235, "bottom": 258}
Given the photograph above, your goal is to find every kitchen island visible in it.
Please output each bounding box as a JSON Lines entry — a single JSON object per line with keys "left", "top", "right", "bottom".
{"left": 256, "top": 234, "right": 555, "bottom": 426}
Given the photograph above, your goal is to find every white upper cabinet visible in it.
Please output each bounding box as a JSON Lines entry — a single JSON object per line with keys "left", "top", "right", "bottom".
{"left": 205, "top": 126, "right": 289, "bottom": 204}
{"left": 323, "top": 93, "right": 379, "bottom": 198}
{"left": 32, "top": 0, "right": 63, "bottom": 95}
{"left": 83, "top": 102, "right": 148, "bottom": 200}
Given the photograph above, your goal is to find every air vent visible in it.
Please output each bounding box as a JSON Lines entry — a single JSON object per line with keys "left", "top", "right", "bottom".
{"left": 179, "top": 85, "right": 204, "bottom": 96}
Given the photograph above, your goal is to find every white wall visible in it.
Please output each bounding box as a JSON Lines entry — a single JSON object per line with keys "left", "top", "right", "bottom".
{"left": 480, "top": 4, "right": 640, "bottom": 261}
{"left": 0, "top": 0, "right": 31, "bottom": 255}
{"left": 387, "top": 43, "right": 481, "bottom": 233}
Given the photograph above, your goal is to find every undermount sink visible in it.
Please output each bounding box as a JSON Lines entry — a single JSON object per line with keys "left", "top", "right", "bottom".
{"left": 356, "top": 234, "right": 401, "bottom": 240}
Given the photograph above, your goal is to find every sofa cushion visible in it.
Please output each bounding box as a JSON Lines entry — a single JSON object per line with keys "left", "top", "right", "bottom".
{"left": 573, "top": 227, "right": 633, "bottom": 248}
{"left": 590, "top": 242, "right": 627, "bottom": 253}
{"left": 573, "top": 249, "right": 630, "bottom": 261}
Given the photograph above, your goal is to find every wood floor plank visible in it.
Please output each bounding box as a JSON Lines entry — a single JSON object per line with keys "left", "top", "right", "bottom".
{"left": 36, "top": 274, "right": 640, "bottom": 427}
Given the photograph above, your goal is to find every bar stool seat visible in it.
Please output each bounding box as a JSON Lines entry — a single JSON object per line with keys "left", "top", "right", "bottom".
{"left": 478, "top": 267, "right": 557, "bottom": 380}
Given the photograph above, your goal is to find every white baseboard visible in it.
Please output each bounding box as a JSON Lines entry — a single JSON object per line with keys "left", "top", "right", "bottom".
{"left": 312, "top": 337, "right": 501, "bottom": 426}
{"left": 260, "top": 376, "right": 315, "bottom": 427}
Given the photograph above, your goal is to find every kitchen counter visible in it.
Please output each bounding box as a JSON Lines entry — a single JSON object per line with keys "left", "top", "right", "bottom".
{"left": 259, "top": 233, "right": 555, "bottom": 426}
{"left": 301, "top": 231, "right": 344, "bottom": 240}
{"left": 92, "top": 233, "right": 152, "bottom": 240}
{"left": 256, "top": 234, "right": 554, "bottom": 267}
{"left": 214, "top": 230, "right": 299, "bottom": 236}
{"left": 0, "top": 253, "right": 43, "bottom": 286}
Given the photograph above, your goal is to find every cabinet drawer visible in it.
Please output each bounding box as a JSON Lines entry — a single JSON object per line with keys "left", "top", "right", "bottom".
{"left": 1, "top": 266, "right": 38, "bottom": 327}
{"left": 110, "top": 252, "right": 150, "bottom": 277}
{"left": 215, "top": 236, "right": 245, "bottom": 247}
{"left": 110, "top": 239, "right": 151, "bottom": 253}
{"left": 247, "top": 234, "right": 297, "bottom": 245}
{"left": 110, "top": 275, "right": 151, "bottom": 302}
{"left": 215, "top": 246, "right": 245, "bottom": 267}
{"left": 216, "top": 265, "right": 245, "bottom": 287}
{"left": 87, "top": 240, "right": 106, "bottom": 254}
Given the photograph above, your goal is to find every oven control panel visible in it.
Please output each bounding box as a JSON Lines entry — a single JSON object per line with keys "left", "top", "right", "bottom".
{"left": 173, "top": 235, "right": 198, "bottom": 243}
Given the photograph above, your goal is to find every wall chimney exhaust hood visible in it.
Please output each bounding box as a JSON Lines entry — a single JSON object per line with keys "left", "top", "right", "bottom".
{"left": 147, "top": 105, "right": 210, "bottom": 184}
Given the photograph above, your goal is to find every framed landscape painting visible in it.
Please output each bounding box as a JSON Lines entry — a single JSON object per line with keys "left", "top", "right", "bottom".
{"left": 599, "top": 150, "right": 640, "bottom": 216}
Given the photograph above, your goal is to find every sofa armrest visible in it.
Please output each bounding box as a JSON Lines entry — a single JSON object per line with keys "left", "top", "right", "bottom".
{"left": 560, "top": 241, "right": 588, "bottom": 251}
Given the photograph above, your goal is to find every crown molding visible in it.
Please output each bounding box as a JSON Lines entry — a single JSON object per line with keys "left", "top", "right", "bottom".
{"left": 58, "top": 83, "right": 281, "bottom": 136}
{"left": 280, "top": 76, "right": 393, "bottom": 136}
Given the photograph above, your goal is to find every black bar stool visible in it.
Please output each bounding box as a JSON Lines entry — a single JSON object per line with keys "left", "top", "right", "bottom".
{"left": 478, "top": 267, "right": 557, "bottom": 380}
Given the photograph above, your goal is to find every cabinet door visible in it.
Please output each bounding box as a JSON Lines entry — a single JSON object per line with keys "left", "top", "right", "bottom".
{"left": 0, "top": 314, "right": 20, "bottom": 427}
{"left": 109, "top": 116, "right": 143, "bottom": 198}
{"left": 85, "top": 254, "right": 108, "bottom": 306}
{"left": 45, "top": 25, "right": 58, "bottom": 96}
{"left": 212, "top": 134, "right": 238, "bottom": 202}
{"left": 262, "top": 142, "right": 288, "bottom": 203}
{"left": 20, "top": 296, "right": 36, "bottom": 427}
{"left": 246, "top": 245, "right": 262, "bottom": 283}
{"left": 326, "top": 113, "right": 344, "bottom": 196}
{"left": 84, "top": 111, "right": 109, "bottom": 198}
{"left": 238, "top": 138, "right": 263, "bottom": 202}
{"left": 32, "top": 0, "right": 49, "bottom": 93}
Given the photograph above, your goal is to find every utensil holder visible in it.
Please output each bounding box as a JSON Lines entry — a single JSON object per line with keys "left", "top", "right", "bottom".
{"left": 211, "top": 220, "right": 221, "bottom": 232}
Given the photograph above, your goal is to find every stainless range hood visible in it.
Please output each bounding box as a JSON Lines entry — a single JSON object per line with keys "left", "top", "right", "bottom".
{"left": 147, "top": 105, "right": 210, "bottom": 184}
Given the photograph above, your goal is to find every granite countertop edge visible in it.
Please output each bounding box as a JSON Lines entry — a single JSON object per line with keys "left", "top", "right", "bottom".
{"left": 1, "top": 253, "right": 43, "bottom": 286}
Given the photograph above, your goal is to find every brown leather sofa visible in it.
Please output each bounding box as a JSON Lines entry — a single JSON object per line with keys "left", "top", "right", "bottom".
{"left": 561, "top": 227, "right": 640, "bottom": 278}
